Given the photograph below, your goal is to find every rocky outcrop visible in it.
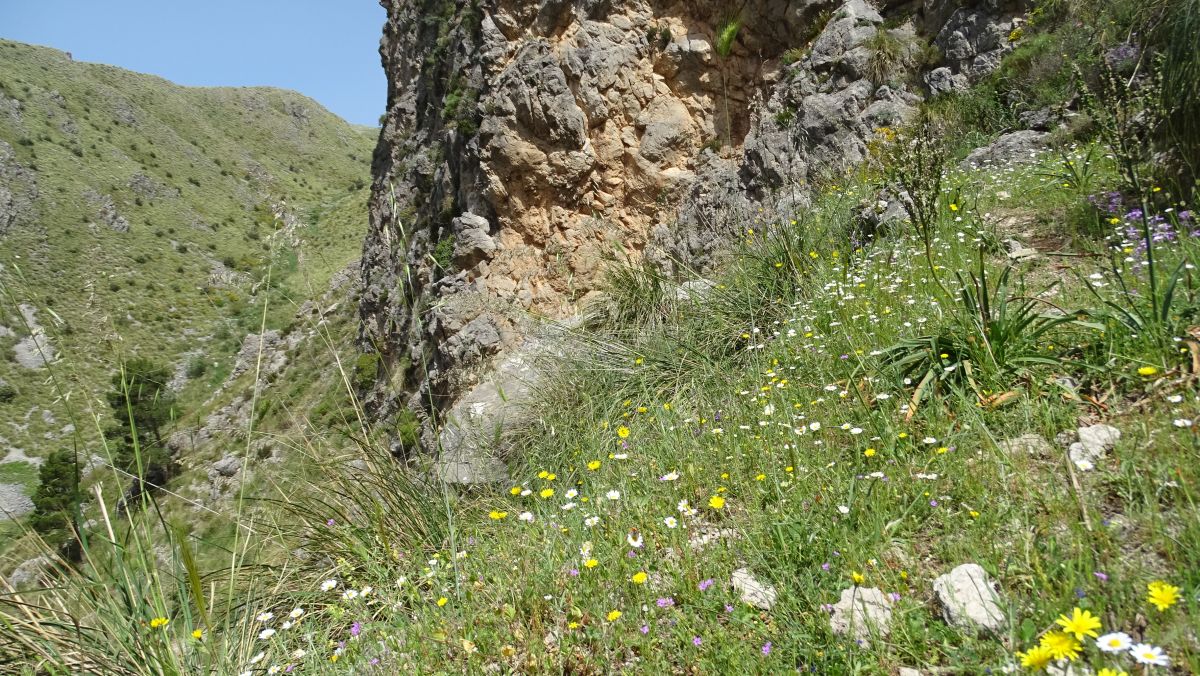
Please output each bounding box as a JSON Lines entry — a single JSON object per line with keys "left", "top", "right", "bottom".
{"left": 0, "top": 140, "right": 37, "bottom": 237}
{"left": 361, "top": 0, "right": 1029, "bottom": 462}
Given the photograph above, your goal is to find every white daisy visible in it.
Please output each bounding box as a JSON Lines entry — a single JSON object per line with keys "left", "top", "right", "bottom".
{"left": 1129, "top": 643, "right": 1169, "bottom": 666}
{"left": 320, "top": 579, "right": 338, "bottom": 592}
{"left": 1095, "top": 632, "right": 1132, "bottom": 653}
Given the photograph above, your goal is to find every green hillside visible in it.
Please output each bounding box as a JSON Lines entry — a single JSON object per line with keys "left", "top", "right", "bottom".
{"left": 0, "top": 39, "right": 373, "bottom": 518}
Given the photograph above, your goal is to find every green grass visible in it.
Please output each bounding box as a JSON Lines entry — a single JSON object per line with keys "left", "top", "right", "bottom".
{"left": 10, "top": 139, "right": 1194, "bottom": 674}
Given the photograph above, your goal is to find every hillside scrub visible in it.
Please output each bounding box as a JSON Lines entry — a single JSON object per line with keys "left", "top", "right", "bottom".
{"left": 4, "top": 126, "right": 1197, "bottom": 672}
{"left": 3, "top": 0, "right": 1200, "bottom": 673}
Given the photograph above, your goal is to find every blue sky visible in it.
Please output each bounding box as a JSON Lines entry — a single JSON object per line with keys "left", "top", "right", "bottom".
{"left": 0, "top": 0, "right": 387, "bottom": 126}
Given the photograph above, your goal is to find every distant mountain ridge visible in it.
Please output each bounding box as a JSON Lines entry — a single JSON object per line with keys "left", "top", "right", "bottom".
{"left": 0, "top": 38, "right": 374, "bottom": 525}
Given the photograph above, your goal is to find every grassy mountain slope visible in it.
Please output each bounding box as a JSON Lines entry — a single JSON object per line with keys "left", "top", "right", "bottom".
{"left": 0, "top": 39, "right": 373, "bottom": 521}
{"left": 2, "top": 0, "right": 1200, "bottom": 672}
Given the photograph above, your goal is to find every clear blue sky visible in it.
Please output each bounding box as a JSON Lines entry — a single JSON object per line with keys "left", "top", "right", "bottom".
{"left": 0, "top": 0, "right": 387, "bottom": 126}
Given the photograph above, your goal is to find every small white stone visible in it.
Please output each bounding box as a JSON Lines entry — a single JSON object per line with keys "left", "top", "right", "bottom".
{"left": 932, "top": 563, "right": 1007, "bottom": 632}
{"left": 731, "top": 568, "right": 777, "bottom": 610}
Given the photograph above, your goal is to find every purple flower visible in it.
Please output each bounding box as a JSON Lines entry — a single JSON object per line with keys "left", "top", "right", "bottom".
{"left": 569, "top": 568, "right": 579, "bottom": 577}
{"left": 888, "top": 592, "right": 901, "bottom": 602}
{"left": 821, "top": 562, "right": 830, "bottom": 571}
{"left": 692, "top": 636, "right": 703, "bottom": 646}
{"left": 326, "top": 518, "right": 336, "bottom": 527}
{"left": 1094, "top": 571, "right": 1109, "bottom": 582}
{"left": 369, "top": 658, "right": 380, "bottom": 666}
{"left": 762, "top": 642, "right": 772, "bottom": 655}
{"left": 640, "top": 624, "right": 650, "bottom": 634}
{"left": 698, "top": 578, "right": 714, "bottom": 592}
{"left": 724, "top": 604, "right": 734, "bottom": 613}
{"left": 656, "top": 597, "right": 675, "bottom": 608}
{"left": 627, "top": 550, "right": 637, "bottom": 558}
{"left": 1075, "top": 588, "right": 1086, "bottom": 599}
{"left": 350, "top": 621, "right": 361, "bottom": 637}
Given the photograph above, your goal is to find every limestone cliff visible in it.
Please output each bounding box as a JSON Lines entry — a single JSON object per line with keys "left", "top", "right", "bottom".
{"left": 360, "top": 0, "right": 1024, "bottom": 464}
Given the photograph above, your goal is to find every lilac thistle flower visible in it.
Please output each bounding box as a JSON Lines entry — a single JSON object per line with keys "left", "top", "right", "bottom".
{"left": 762, "top": 642, "right": 772, "bottom": 655}
{"left": 656, "top": 597, "right": 675, "bottom": 608}
{"left": 692, "top": 636, "right": 703, "bottom": 646}
{"left": 698, "top": 578, "right": 714, "bottom": 592}
{"left": 350, "top": 621, "right": 361, "bottom": 637}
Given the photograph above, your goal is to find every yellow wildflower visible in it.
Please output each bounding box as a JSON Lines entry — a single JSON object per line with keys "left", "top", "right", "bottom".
{"left": 1148, "top": 580, "right": 1180, "bottom": 611}
{"left": 1018, "top": 645, "right": 1054, "bottom": 670}
{"left": 1055, "top": 607, "right": 1102, "bottom": 640}
{"left": 1039, "top": 631, "right": 1081, "bottom": 661}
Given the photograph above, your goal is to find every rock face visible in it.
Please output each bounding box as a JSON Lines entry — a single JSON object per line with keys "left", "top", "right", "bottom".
{"left": 829, "top": 586, "right": 893, "bottom": 642}
{"left": 0, "top": 483, "right": 34, "bottom": 521}
{"left": 434, "top": 317, "right": 576, "bottom": 483}
{"left": 932, "top": 563, "right": 1007, "bottom": 632}
{"left": 361, "top": 0, "right": 1029, "bottom": 458}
